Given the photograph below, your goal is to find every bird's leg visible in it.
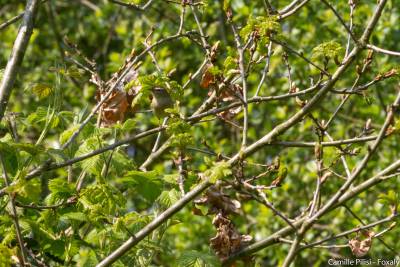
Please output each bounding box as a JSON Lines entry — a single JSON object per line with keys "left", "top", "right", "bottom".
{"left": 152, "top": 117, "right": 168, "bottom": 153}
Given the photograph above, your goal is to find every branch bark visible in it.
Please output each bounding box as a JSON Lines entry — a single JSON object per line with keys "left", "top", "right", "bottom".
{"left": 0, "top": 0, "right": 40, "bottom": 121}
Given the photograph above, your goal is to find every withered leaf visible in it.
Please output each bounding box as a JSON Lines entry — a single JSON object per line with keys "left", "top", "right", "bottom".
{"left": 201, "top": 67, "right": 216, "bottom": 89}
{"left": 349, "top": 231, "right": 375, "bottom": 257}
{"left": 210, "top": 213, "right": 252, "bottom": 261}
{"left": 194, "top": 186, "right": 241, "bottom": 215}
{"left": 99, "top": 90, "right": 129, "bottom": 126}
{"left": 97, "top": 69, "right": 140, "bottom": 126}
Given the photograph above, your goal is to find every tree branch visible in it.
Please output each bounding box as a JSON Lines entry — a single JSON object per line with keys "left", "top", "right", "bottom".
{"left": 0, "top": 0, "right": 40, "bottom": 121}
{"left": 96, "top": 179, "right": 212, "bottom": 267}
{"left": 367, "top": 44, "right": 400, "bottom": 57}
{"left": 0, "top": 153, "right": 28, "bottom": 264}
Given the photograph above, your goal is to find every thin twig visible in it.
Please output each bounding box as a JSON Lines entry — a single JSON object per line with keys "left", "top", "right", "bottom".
{"left": 345, "top": 0, "right": 356, "bottom": 57}
{"left": 344, "top": 205, "right": 400, "bottom": 256}
{"left": 0, "top": 13, "right": 24, "bottom": 31}
{"left": 321, "top": 0, "right": 358, "bottom": 44}
{"left": 177, "top": 1, "right": 186, "bottom": 34}
{"left": 300, "top": 214, "right": 398, "bottom": 250}
{"left": 0, "top": 0, "right": 47, "bottom": 31}
{"left": 254, "top": 41, "right": 273, "bottom": 97}
{"left": 278, "top": 0, "right": 310, "bottom": 21}
{"left": 0, "top": 154, "right": 28, "bottom": 265}
{"left": 271, "top": 39, "right": 331, "bottom": 77}
{"left": 109, "top": 0, "right": 153, "bottom": 10}
{"left": 229, "top": 22, "right": 248, "bottom": 146}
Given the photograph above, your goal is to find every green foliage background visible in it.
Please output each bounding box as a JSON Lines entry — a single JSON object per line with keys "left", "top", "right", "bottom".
{"left": 0, "top": 0, "right": 400, "bottom": 266}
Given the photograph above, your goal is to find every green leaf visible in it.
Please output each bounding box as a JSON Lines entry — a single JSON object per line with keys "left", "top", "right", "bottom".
{"left": 223, "top": 0, "right": 231, "bottom": 12}
{"left": 109, "top": 150, "right": 136, "bottom": 176}
{"left": 138, "top": 74, "right": 168, "bottom": 92}
{"left": 223, "top": 56, "right": 237, "bottom": 75}
{"left": 131, "top": 91, "right": 144, "bottom": 109}
{"left": 15, "top": 178, "right": 41, "bottom": 203}
{"left": 207, "top": 66, "right": 222, "bottom": 76}
{"left": 75, "top": 137, "right": 104, "bottom": 176}
{"left": 170, "top": 133, "right": 194, "bottom": 148}
{"left": 74, "top": 248, "right": 98, "bottom": 267}
{"left": 312, "top": 41, "right": 344, "bottom": 62}
{"left": 163, "top": 173, "right": 180, "bottom": 184}
{"left": 167, "top": 119, "right": 190, "bottom": 134}
{"left": 26, "top": 106, "right": 49, "bottom": 124}
{"left": 0, "top": 244, "right": 12, "bottom": 267}
{"left": 32, "top": 83, "right": 53, "bottom": 99}
{"left": 122, "top": 118, "right": 136, "bottom": 132}
{"left": 46, "top": 177, "right": 75, "bottom": 204}
{"left": 240, "top": 15, "right": 280, "bottom": 41}
{"left": 60, "top": 212, "right": 88, "bottom": 222}
{"left": 47, "top": 148, "right": 67, "bottom": 163}
{"left": 0, "top": 141, "right": 18, "bottom": 176}
{"left": 117, "top": 170, "right": 163, "bottom": 202}
{"left": 22, "top": 219, "right": 66, "bottom": 258}
{"left": 12, "top": 143, "right": 43, "bottom": 156}
{"left": 177, "top": 250, "right": 220, "bottom": 267}
{"left": 59, "top": 124, "right": 80, "bottom": 145}
{"left": 204, "top": 161, "right": 232, "bottom": 183}
{"left": 113, "top": 212, "right": 151, "bottom": 234}
{"left": 168, "top": 80, "right": 184, "bottom": 101}
{"left": 79, "top": 184, "right": 126, "bottom": 217}
{"left": 66, "top": 66, "right": 85, "bottom": 79}
{"left": 157, "top": 189, "right": 180, "bottom": 207}
{"left": 378, "top": 190, "right": 398, "bottom": 206}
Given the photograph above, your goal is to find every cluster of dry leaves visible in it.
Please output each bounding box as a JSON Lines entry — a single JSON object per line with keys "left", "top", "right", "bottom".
{"left": 194, "top": 186, "right": 252, "bottom": 261}
{"left": 348, "top": 230, "right": 375, "bottom": 257}
{"left": 200, "top": 43, "right": 243, "bottom": 125}
{"left": 93, "top": 50, "right": 141, "bottom": 126}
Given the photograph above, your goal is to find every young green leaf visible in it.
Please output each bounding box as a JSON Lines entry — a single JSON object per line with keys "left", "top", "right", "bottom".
{"left": 204, "top": 161, "right": 232, "bottom": 184}
{"left": 32, "top": 83, "right": 54, "bottom": 99}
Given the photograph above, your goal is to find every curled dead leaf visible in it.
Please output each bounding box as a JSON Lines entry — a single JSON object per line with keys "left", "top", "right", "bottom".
{"left": 201, "top": 64, "right": 217, "bottom": 89}
{"left": 99, "top": 90, "right": 129, "bottom": 126}
{"left": 217, "top": 84, "right": 243, "bottom": 122}
{"left": 348, "top": 231, "right": 375, "bottom": 257}
{"left": 210, "top": 213, "right": 252, "bottom": 260}
{"left": 194, "top": 186, "right": 241, "bottom": 215}
{"left": 97, "top": 69, "right": 140, "bottom": 126}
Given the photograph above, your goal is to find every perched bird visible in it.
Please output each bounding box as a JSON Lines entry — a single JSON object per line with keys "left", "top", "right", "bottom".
{"left": 150, "top": 87, "right": 174, "bottom": 119}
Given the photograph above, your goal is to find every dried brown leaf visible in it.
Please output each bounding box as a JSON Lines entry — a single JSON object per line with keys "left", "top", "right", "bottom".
{"left": 349, "top": 231, "right": 375, "bottom": 257}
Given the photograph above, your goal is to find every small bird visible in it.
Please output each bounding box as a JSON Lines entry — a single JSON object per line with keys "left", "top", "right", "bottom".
{"left": 150, "top": 87, "right": 174, "bottom": 119}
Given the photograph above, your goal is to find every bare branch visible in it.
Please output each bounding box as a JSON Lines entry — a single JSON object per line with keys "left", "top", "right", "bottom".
{"left": 109, "top": 0, "right": 153, "bottom": 10}
{"left": 271, "top": 39, "right": 331, "bottom": 77}
{"left": 278, "top": 0, "right": 310, "bottom": 21}
{"left": 96, "top": 179, "right": 212, "bottom": 267}
{"left": 0, "top": 154, "right": 28, "bottom": 264}
{"left": 0, "top": 0, "right": 41, "bottom": 121}
{"left": 321, "top": 0, "right": 358, "bottom": 44}
{"left": 0, "top": 13, "right": 24, "bottom": 31}
{"left": 300, "top": 214, "right": 398, "bottom": 250}
{"left": 367, "top": 44, "right": 400, "bottom": 57}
